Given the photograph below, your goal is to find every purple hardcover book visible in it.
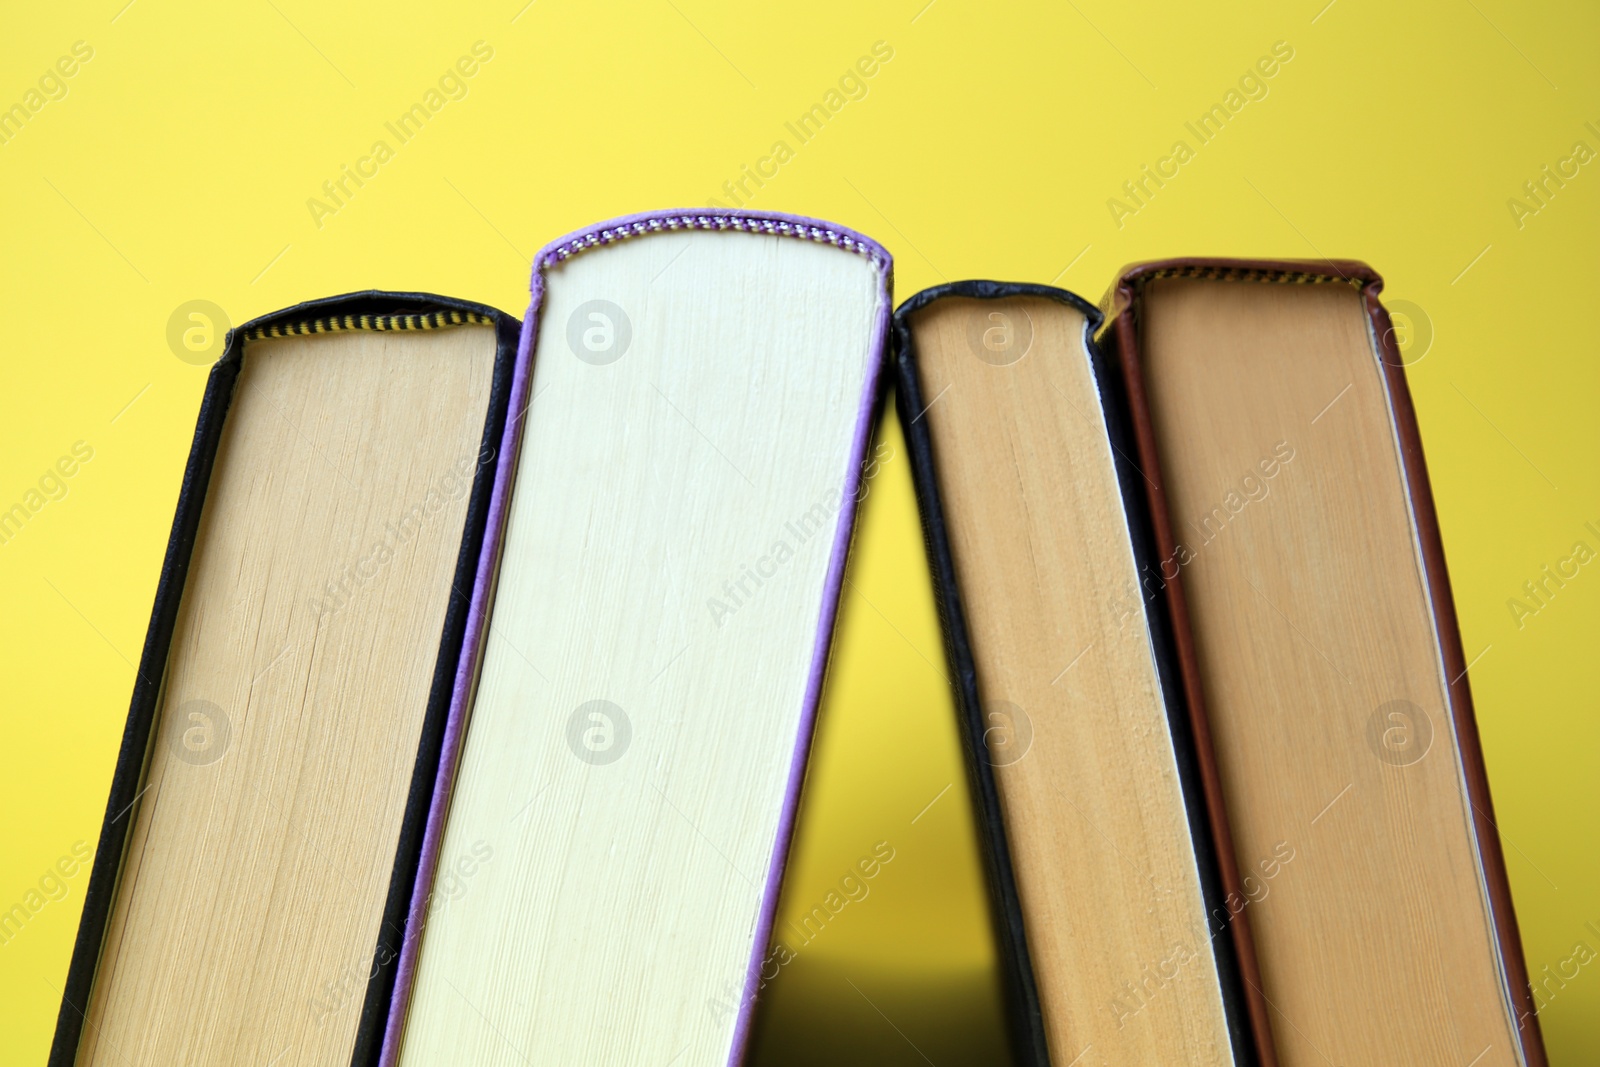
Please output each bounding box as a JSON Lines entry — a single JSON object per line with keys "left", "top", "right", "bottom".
{"left": 380, "top": 210, "right": 891, "bottom": 1067}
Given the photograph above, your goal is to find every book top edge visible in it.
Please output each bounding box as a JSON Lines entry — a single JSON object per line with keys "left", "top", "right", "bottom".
{"left": 239, "top": 307, "right": 500, "bottom": 343}
{"left": 893, "top": 280, "right": 1102, "bottom": 332}
{"left": 222, "top": 290, "right": 517, "bottom": 367}
{"left": 1112, "top": 256, "right": 1381, "bottom": 290}
{"left": 234, "top": 290, "right": 516, "bottom": 340}
{"left": 531, "top": 208, "right": 893, "bottom": 281}
{"left": 1096, "top": 258, "right": 1385, "bottom": 341}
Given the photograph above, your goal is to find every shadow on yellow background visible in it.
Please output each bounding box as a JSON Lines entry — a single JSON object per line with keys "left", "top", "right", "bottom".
{"left": 749, "top": 404, "right": 1014, "bottom": 1066}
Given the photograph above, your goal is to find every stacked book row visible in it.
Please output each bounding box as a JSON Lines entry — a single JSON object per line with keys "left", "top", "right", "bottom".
{"left": 54, "top": 209, "right": 1544, "bottom": 1067}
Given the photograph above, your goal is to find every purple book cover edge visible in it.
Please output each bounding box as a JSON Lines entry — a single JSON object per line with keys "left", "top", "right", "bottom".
{"left": 378, "top": 207, "right": 893, "bottom": 1067}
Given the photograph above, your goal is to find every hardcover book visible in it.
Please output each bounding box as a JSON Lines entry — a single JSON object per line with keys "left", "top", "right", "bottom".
{"left": 1101, "top": 259, "right": 1547, "bottom": 1067}
{"left": 893, "top": 282, "right": 1267, "bottom": 1066}
{"left": 378, "top": 212, "right": 891, "bottom": 1066}
{"left": 51, "top": 294, "right": 520, "bottom": 1066}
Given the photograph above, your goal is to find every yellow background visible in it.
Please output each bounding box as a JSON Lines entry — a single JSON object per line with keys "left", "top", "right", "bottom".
{"left": 2, "top": 1, "right": 1596, "bottom": 1063}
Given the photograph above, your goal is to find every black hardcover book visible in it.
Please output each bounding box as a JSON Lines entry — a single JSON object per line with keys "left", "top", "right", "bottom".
{"left": 892, "top": 281, "right": 1267, "bottom": 1067}
{"left": 52, "top": 293, "right": 520, "bottom": 1067}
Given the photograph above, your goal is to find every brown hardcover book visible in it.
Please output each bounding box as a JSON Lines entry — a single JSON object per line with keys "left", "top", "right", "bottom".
{"left": 1101, "top": 260, "right": 1546, "bottom": 1067}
